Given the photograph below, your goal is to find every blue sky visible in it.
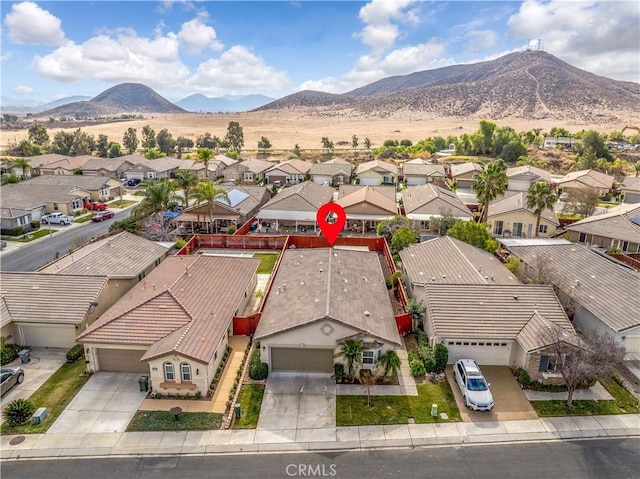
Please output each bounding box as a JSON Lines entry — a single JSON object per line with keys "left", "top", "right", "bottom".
{"left": 1, "top": 1, "right": 638, "bottom": 103}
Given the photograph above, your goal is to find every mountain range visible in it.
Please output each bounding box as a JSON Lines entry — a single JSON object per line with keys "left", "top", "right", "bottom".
{"left": 176, "top": 93, "right": 275, "bottom": 112}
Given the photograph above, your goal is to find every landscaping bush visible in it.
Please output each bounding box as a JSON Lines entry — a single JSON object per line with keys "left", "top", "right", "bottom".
{"left": 1, "top": 226, "right": 24, "bottom": 237}
{"left": 409, "top": 358, "right": 426, "bottom": 377}
{"left": 226, "top": 225, "right": 237, "bottom": 234}
{"left": 65, "top": 344, "right": 85, "bottom": 362}
{"left": 248, "top": 349, "right": 268, "bottom": 380}
{"left": 422, "top": 349, "right": 436, "bottom": 374}
{"left": 415, "top": 329, "right": 429, "bottom": 348}
{"left": 333, "top": 363, "right": 345, "bottom": 383}
{"left": 515, "top": 367, "right": 531, "bottom": 387}
{"left": 2, "top": 399, "right": 35, "bottom": 427}
{"left": 174, "top": 238, "right": 187, "bottom": 249}
{"left": 0, "top": 338, "right": 20, "bottom": 366}
{"left": 433, "top": 344, "right": 448, "bottom": 374}
{"left": 30, "top": 220, "right": 40, "bottom": 230}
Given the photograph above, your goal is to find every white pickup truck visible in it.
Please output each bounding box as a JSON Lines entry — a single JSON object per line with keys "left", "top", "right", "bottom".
{"left": 41, "top": 213, "right": 74, "bottom": 225}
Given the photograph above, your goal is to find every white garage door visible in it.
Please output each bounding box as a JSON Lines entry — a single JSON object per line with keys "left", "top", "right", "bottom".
{"left": 406, "top": 177, "right": 426, "bottom": 186}
{"left": 445, "top": 340, "right": 511, "bottom": 365}
{"left": 508, "top": 180, "right": 531, "bottom": 191}
{"left": 359, "top": 177, "right": 380, "bottom": 186}
{"left": 624, "top": 336, "right": 640, "bottom": 360}
{"left": 19, "top": 324, "right": 76, "bottom": 348}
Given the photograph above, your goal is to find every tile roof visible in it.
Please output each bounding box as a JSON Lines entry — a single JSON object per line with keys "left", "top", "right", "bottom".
{"left": 451, "top": 162, "right": 481, "bottom": 177}
{"left": 506, "top": 165, "right": 552, "bottom": 182}
{"left": 38, "top": 232, "right": 169, "bottom": 278}
{"left": 234, "top": 158, "right": 273, "bottom": 174}
{"left": 402, "top": 161, "right": 446, "bottom": 177}
{"left": 1, "top": 272, "right": 108, "bottom": 325}
{"left": 267, "top": 159, "right": 311, "bottom": 175}
{"left": 24, "top": 154, "right": 70, "bottom": 168}
{"left": 423, "top": 283, "right": 572, "bottom": 339}
{"left": 123, "top": 157, "right": 185, "bottom": 173}
{"left": 0, "top": 207, "right": 32, "bottom": 220}
{"left": 335, "top": 186, "right": 398, "bottom": 214}
{"left": 504, "top": 242, "right": 640, "bottom": 332}
{"left": 214, "top": 154, "right": 237, "bottom": 167}
{"left": 356, "top": 159, "right": 398, "bottom": 175}
{"left": 564, "top": 203, "right": 640, "bottom": 243}
{"left": 117, "top": 154, "right": 147, "bottom": 164}
{"left": 402, "top": 184, "right": 473, "bottom": 219}
{"left": 621, "top": 176, "right": 640, "bottom": 193}
{"left": 81, "top": 157, "right": 133, "bottom": 172}
{"left": 309, "top": 162, "right": 353, "bottom": 176}
{"left": 1, "top": 182, "right": 87, "bottom": 208}
{"left": 40, "top": 155, "right": 93, "bottom": 171}
{"left": 516, "top": 312, "right": 580, "bottom": 353}
{"left": 338, "top": 185, "right": 396, "bottom": 201}
{"left": 400, "top": 236, "right": 520, "bottom": 286}
{"left": 325, "top": 158, "right": 351, "bottom": 165}
{"left": 559, "top": 169, "right": 614, "bottom": 189}
{"left": 255, "top": 248, "right": 401, "bottom": 345}
{"left": 259, "top": 181, "right": 334, "bottom": 212}
{"left": 488, "top": 191, "right": 559, "bottom": 225}
{"left": 18, "top": 174, "right": 119, "bottom": 189}
{"left": 78, "top": 255, "right": 260, "bottom": 363}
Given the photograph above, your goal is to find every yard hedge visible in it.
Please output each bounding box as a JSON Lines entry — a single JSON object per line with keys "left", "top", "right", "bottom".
{"left": 65, "top": 344, "right": 85, "bottom": 362}
{"left": 0, "top": 338, "right": 20, "bottom": 365}
{"left": 248, "top": 348, "right": 268, "bottom": 381}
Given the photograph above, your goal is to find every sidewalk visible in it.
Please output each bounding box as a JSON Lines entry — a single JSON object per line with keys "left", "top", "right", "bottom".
{"left": 2, "top": 414, "right": 638, "bottom": 459}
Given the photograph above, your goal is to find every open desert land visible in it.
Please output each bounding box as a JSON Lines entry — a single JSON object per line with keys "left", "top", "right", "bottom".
{"left": 1, "top": 109, "right": 630, "bottom": 153}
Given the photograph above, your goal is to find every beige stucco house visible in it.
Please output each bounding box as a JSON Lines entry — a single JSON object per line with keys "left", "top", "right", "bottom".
{"left": 335, "top": 185, "right": 397, "bottom": 234}
{"left": 265, "top": 159, "right": 311, "bottom": 185}
{"left": 558, "top": 169, "right": 614, "bottom": 197}
{"left": 402, "top": 159, "right": 446, "bottom": 186}
{"left": 402, "top": 183, "right": 473, "bottom": 232}
{"left": 450, "top": 162, "right": 481, "bottom": 189}
{"left": 222, "top": 158, "right": 272, "bottom": 183}
{"left": 505, "top": 165, "right": 552, "bottom": 191}
{"left": 39, "top": 155, "right": 93, "bottom": 175}
{"left": 488, "top": 191, "right": 559, "bottom": 238}
{"left": 309, "top": 159, "right": 352, "bottom": 186}
{"left": 355, "top": 159, "right": 398, "bottom": 186}
{"left": 563, "top": 203, "right": 640, "bottom": 252}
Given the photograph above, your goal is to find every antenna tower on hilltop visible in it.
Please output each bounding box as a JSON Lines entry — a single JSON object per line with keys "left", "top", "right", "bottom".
{"left": 526, "top": 39, "right": 544, "bottom": 52}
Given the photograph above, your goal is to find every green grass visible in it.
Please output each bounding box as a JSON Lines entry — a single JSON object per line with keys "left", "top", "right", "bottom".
{"left": 108, "top": 199, "right": 137, "bottom": 208}
{"left": 233, "top": 385, "right": 265, "bottom": 429}
{"left": 531, "top": 379, "right": 640, "bottom": 417}
{"left": 126, "top": 411, "right": 223, "bottom": 431}
{"left": 74, "top": 214, "right": 93, "bottom": 223}
{"left": 0, "top": 360, "right": 89, "bottom": 434}
{"left": 253, "top": 253, "right": 280, "bottom": 274}
{"left": 336, "top": 382, "right": 460, "bottom": 426}
{"left": 1, "top": 229, "right": 56, "bottom": 242}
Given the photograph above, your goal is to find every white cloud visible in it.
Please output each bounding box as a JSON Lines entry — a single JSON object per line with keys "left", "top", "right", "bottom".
{"left": 465, "top": 30, "right": 497, "bottom": 53}
{"left": 507, "top": 0, "right": 640, "bottom": 82}
{"left": 186, "top": 45, "right": 291, "bottom": 95}
{"left": 178, "top": 13, "right": 223, "bottom": 54}
{"left": 4, "top": 1, "right": 65, "bottom": 45}
{"left": 1, "top": 52, "right": 13, "bottom": 62}
{"left": 32, "top": 31, "right": 190, "bottom": 88}
{"left": 13, "top": 85, "right": 33, "bottom": 95}
{"left": 356, "top": 0, "right": 419, "bottom": 52}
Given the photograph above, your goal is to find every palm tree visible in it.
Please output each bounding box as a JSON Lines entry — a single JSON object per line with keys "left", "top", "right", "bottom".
{"left": 11, "top": 158, "right": 31, "bottom": 179}
{"left": 472, "top": 161, "right": 508, "bottom": 223}
{"left": 378, "top": 350, "right": 401, "bottom": 378}
{"left": 194, "top": 147, "right": 215, "bottom": 180}
{"left": 190, "top": 181, "right": 229, "bottom": 233}
{"left": 526, "top": 182, "right": 558, "bottom": 237}
{"left": 173, "top": 170, "right": 199, "bottom": 208}
{"left": 133, "top": 178, "right": 182, "bottom": 220}
{"left": 335, "top": 339, "right": 364, "bottom": 379}
{"left": 610, "top": 158, "right": 627, "bottom": 182}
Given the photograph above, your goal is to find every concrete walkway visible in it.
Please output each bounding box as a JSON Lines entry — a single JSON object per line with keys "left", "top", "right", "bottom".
{"left": 2, "top": 414, "right": 638, "bottom": 459}
{"left": 396, "top": 349, "right": 418, "bottom": 396}
{"left": 524, "top": 382, "right": 614, "bottom": 401}
{"left": 242, "top": 274, "right": 271, "bottom": 316}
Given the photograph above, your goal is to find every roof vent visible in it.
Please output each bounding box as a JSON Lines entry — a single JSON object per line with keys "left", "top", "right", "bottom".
{"left": 491, "top": 275, "right": 495, "bottom": 281}
{"left": 478, "top": 266, "right": 482, "bottom": 273}
{"left": 442, "top": 274, "right": 446, "bottom": 279}
{"left": 574, "top": 280, "right": 580, "bottom": 287}
{"left": 320, "top": 268, "right": 323, "bottom": 272}
{"left": 364, "top": 311, "right": 370, "bottom": 316}
{"left": 513, "top": 295, "right": 518, "bottom": 300}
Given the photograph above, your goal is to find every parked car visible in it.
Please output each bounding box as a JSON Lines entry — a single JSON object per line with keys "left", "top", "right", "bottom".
{"left": 41, "top": 213, "right": 74, "bottom": 225}
{"left": 126, "top": 178, "right": 141, "bottom": 187}
{"left": 453, "top": 359, "right": 494, "bottom": 411}
{"left": 84, "top": 201, "right": 107, "bottom": 211}
{"left": 1, "top": 367, "right": 24, "bottom": 396}
{"left": 250, "top": 221, "right": 259, "bottom": 231}
{"left": 91, "top": 210, "right": 115, "bottom": 222}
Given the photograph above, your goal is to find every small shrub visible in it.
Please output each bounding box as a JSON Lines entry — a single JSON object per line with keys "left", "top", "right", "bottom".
{"left": 0, "top": 226, "right": 24, "bottom": 237}
{"left": 333, "top": 363, "right": 345, "bottom": 383}
{"left": 174, "top": 238, "right": 187, "bottom": 249}
{"left": 227, "top": 225, "right": 237, "bottom": 234}
{"left": 433, "top": 344, "right": 448, "bottom": 374}
{"left": 195, "top": 391, "right": 202, "bottom": 399}
{"left": 408, "top": 349, "right": 419, "bottom": 363}
{"left": 0, "top": 338, "right": 20, "bottom": 365}
{"left": 30, "top": 220, "right": 41, "bottom": 230}
{"left": 415, "top": 329, "right": 429, "bottom": 348}
{"left": 255, "top": 289, "right": 264, "bottom": 298}
{"left": 65, "top": 344, "right": 85, "bottom": 362}
{"left": 515, "top": 367, "right": 531, "bottom": 387}
{"left": 422, "top": 349, "right": 436, "bottom": 374}
{"left": 409, "top": 359, "right": 426, "bottom": 377}
{"left": 3, "top": 398, "right": 36, "bottom": 427}
{"left": 248, "top": 349, "right": 268, "bottom": 380}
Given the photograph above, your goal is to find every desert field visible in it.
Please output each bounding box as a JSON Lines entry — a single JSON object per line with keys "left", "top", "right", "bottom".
{"left": 0, "top": 109, "right": 631, "bottom": 153}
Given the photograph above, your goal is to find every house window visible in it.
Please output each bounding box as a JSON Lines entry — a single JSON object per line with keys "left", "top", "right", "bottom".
{"left": 362, "top": 350, "right": 375, "bottom": 365}
{"left": 155, "top": 258, "right": 161, "bottom": 266}
{"left": 493, "top": 221, "right": 503, "bottom": 235}
{"left": 539, "top": 354, "right": 568, "bottom": 372}
{"left": 100, "top": 188, "right": 109, "bottom": 197}
{"left": 147, "top": 172, "right": 157, "bottom": 179}
{"left": 578, "top": 232, "right": 587, "bottom": 243}
{"left": 539, "top": 224, "right": 548, "bottom": 234}
{"left": 138, "top": 271, "right": 146, "bottom": 281}
{"left": 244, "top": 173, "right": 253, "bottom": 181}
{"left": 513, "top": 223, "right": 523, "bottom": 237}
{"left": 164, "top": 362, "right": 174, "bottom": 380}
{"left": 53, "top": 203, "right": 59, "bottom": 211}
{"left": 181, "top": 363, "right": 191, "bottom": 381}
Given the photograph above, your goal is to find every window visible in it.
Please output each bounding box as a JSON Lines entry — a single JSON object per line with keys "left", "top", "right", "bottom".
{"left": 513, "top": 222, "right": 523, "bottom": 237}
{"left": 164, "top": 362, "right": 174, "bottom": 380}
{"left": 138, "top": 271, "right": 146, "bottom": 281}
{"left": 362, "top": 350, "right": 375, "bottom": 365}
{"left": 147, "top": 172, "right": 157, "bottom": 179}
{"left": 53, "top": 203, "right": 59, "bottom": 211}
{"left": 100, "top": 188, "right": 108, "bottom": 197}
{"left": 72, "top": 199, "right": 82, "bottom": 210}
{"left": 181, "top": 363, "right": 191, "bottom": 381}
{"left": 578, "top": 232, "right": 587, "bottom": 243}
{"left": 538, "top": 224, "right": 548, "bottom": 234}
{"left": 244, "top": 173, "right": 253, "bottom": 181}
{"left": 493, "top": 221, "right": 503, "bottom": 235}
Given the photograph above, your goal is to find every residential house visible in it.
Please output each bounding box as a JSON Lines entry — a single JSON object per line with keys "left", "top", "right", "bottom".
{"left": 39, "top": 232, "right": 169, "bottom": 300}
{"left": 563, "top": 203, "right": 640, "bottom": 252}
{"left": 621, "top": 176, "right": 640, "bottom": 203}
{"left": 0, "top": 207, "right": 34, "bottom": 232}
{"left": 309, "top": 159, "right": 352, "bottom": 186}
{"left": 176, "top": 185, "right": 271, "bottom": 233}
{"left": 185, "top": 154, "right": 238, "bottom": 181}
{"left": 39, "top": 155, "right": 93, "bottom": 175}
{"left": 19, "top": 175, "right": 122, "bottom": 203}
{"left": 81, "top": 157, "right": 136, "bottom": 178}
{"left": 355, "top": 159, "right": 398, "bottom": 186}
{"left": 336, "top": 185, "right": 397, "bottom": 234}
{"left": 558, "top": 169, "right": 614, "bottom": 197}
{"left": 18, "top": 154, "right": 71, "bottom": 177}
{"left": 506, "top": 165, "right": 552, "bottom": 191}
{"left": 255, "top": 248, "right": 402, "bottom": 373}
{"left": 402, "top": 184, "right": 473, "bottom": 232}
{"left": 487, "top": 191, "right": 559, "bottom": 238}
{"left": 77, "top": 255, "right": 259, "bottom": 396}
{"left": 543, "top": 137, "right": 577, "bottom": 149}
{"left": 265, "top": 159, "right": 311, "bottom": 185}
{"left": 402, "top": 159, "right": 446, "bottom": 186}
{"left": 0, "top": 272, "right": 110, "bottom": 348}
{"left": 450, "top": 162, "right": 482, "bottom": 189}
{"left": 422, "top": 282, "right": 578, "bottom": 383}
{"left": 122, "top": 157, "right": 185, "bottom": 181}
{"left": 256, "top": 181, "right": 333, "bottom": 232}
{"left": 501, "top": 240, "right": 640, "bottom": 360}
{"left": 2, "top": 181, "right": 89, "bottom": 217}
{"left": 399, "top": 235, "right": 519, "bottom": 298}
{"left": 222, "top": 158, "right": 272, "bottom": 184}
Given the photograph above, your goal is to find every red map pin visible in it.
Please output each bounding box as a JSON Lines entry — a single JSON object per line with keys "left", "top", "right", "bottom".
{"left": 316, "top": 203, "right": 346, "bottom": 246}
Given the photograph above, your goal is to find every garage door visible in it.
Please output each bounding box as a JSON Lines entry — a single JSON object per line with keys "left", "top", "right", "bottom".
{"left": 97, "top": 349, "right": 149, "bottom": 373}
{"left": 359, "top": 177, "right": 379, "bottom": 186}
{"left": 271, "top": 347, "right": 334, "bottom": 372}
{"left": 19, "top": 324, "right": 76, "bottom": 348}
{"left": 445, "top": 341, "right": 511, "bottom": 365}
{"left": 624, "top": 336, "right": 640, "bottom": 360}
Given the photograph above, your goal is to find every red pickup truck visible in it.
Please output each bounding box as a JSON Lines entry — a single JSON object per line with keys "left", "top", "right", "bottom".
{"left": 84, "top": 202, "right": 107, "bottom": 211}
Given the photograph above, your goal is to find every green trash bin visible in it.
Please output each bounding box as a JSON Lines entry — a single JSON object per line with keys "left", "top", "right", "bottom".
{"left": 138, "top": 375, "right": 149, "bottom": 392}
{"left": 234, "top": 403, "right": 242, "bottom": 418}
{"left": 431, "top": 404, "right": 438, "bottom": 417}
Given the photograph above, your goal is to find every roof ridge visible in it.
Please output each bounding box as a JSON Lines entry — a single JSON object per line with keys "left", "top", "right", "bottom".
{"left": 448, "top": 236, "right": 488, "bottom": 284}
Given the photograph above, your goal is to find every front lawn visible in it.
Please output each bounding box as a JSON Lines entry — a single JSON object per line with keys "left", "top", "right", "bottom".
{"left": 74, "top": 214, "right": 93, "bottom": 224}
{"left": 336, "top": 382, "right": 460, "bottom": 426}
{"left": 253, "top": 253, "right": 280, "bottom": 274}
{"left": 531, "top": 379, "right": 640, "bottom": 417}
{"left": 126, "top": 411, "right": 223, "bottom": 431}
{"left": 0, "top": 360, "right": 89, "bottom": 434}
{"left": 108, "top": 199, "right": 137, "bottom": 208}
{"left": 1, "top": 229, "right": 56, "bottom": 242}
{"left": 233, "top": 385, "right": 264, "bottom": 429}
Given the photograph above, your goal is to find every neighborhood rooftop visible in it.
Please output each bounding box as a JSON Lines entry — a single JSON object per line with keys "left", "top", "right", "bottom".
{"left": 564, "top": 203, "right": 640, "bottom": 244}
{"left": 488, "top": 191, "right": 559, "bottom": 224}
{"left": 402, "top": 183, "right": 473, "bottom": 218}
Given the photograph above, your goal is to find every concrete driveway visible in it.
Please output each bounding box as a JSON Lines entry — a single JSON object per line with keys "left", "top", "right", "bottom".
{"left": 446, "top": 365, "right": 538, "bottom": 422}
{"left": 47, "top": 372, "right": 147, "bottom": 434}
{"left": 257, "top": 372, "right": 336, "bottom": 440}
{"left": 1, "top": 348, "right": 67, "bottom": 410}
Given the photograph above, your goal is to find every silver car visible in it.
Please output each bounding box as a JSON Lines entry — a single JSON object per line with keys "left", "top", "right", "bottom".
{"left": 1, "top": 367, "right": 25, "bottom": 396}
{"left": 453, "top": 359, "right": 494, "bottom": 411}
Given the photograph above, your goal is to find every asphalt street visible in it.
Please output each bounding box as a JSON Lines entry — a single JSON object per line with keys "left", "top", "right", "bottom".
{"left": 0, "top": 208, "right": 133, "bottom": 272}
{"left": 1, "top": 438, "right": 638, "bottom": 479}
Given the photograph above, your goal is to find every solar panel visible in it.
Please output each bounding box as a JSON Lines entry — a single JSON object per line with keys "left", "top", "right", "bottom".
{"left": 216, "top": 189, "right": 249, "bottom": 208}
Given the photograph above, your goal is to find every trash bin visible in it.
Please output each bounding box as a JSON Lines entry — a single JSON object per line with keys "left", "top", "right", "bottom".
{"left": 234, "top": 403, "right": 242, "bottom": 418}
{"left": 138, "top": 375, "right": 149, "bottom": 392}
{"left": 431, "top": 404, "right": 438, "bottom": 417}
{"left": 18, "top": 349, "right": 30, "bottom": 364}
